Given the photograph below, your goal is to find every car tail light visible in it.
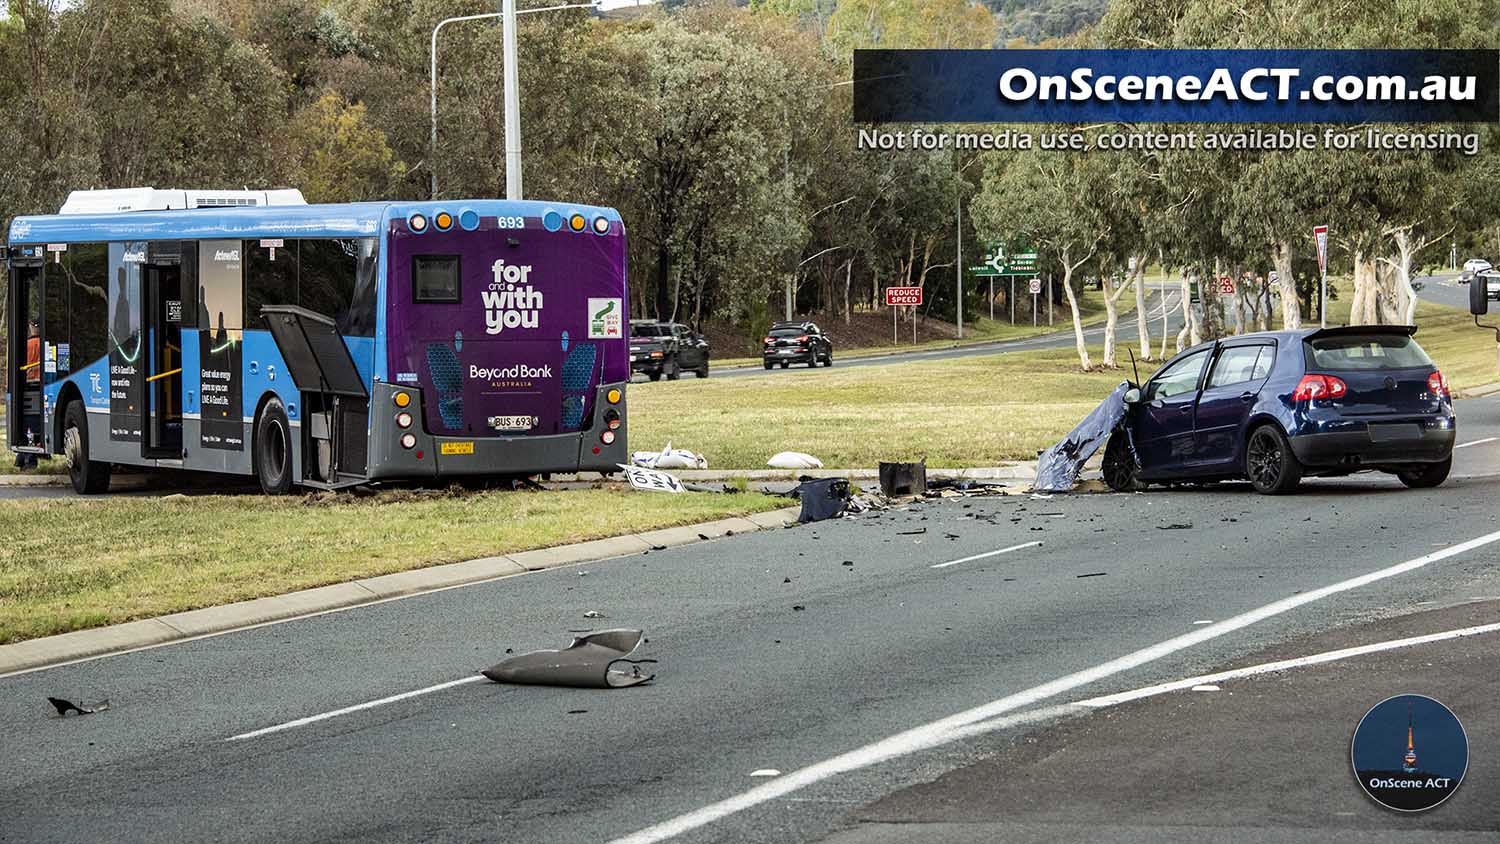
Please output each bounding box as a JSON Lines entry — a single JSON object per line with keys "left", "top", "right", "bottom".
{"left": 1428, "top": 370, "right": 1449, "bottom": 399}
{"left": 1292, "top": 374, "right": 1347, "bottom": 401}
{"left": 797, "top": 335, "right": 809, "bottom": 343}
{"left": 763, "top": 336, "right": 774, "bottom": 345}
{"left": 650, "top": 351, "right": 662, "bottom": 359}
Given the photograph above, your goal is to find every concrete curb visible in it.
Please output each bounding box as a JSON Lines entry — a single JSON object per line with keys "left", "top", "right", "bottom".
{"left": 0, "top": 505, "right": 802, "bottom": 677}
{"left": 1459, "top": 381, "right": 1500, "bottom": 398}
{"left": 560, "top": 464, "right": 1038, "bottom": 483}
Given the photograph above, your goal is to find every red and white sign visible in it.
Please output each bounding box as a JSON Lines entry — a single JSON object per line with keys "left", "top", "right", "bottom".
{"left": 1217, "top": 276, "right": 1235, "bottom": 296}
{"left": 886, "top": 286, "right": 923, "bottom": 306}
{"left": 1313, "top": 224, "right": 1329, "bottom": 275}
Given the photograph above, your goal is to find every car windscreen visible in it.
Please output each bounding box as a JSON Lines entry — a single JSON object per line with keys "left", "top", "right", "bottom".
{"left": 631, "top": 325, "right": 668, "bottom": 338}
{"left": 769, "top": 327, "right": 807, "bottom": 337}
{"left": 1304, "top": 334, "right": 1432, "bottom": 371}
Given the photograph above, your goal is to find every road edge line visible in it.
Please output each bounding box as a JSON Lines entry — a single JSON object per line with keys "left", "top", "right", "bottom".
{"left": 0, "top": 505, "right": 800, "bottom": 679}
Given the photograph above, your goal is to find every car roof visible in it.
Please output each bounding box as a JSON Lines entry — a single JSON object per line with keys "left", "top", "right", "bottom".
{"left": 1170, "top": 325, "right": 1420, "bottom": 361}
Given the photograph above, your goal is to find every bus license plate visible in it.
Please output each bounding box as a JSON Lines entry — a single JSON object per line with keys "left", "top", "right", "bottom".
{"left": 489, "top": 415, "right": 533, "bottom": 431}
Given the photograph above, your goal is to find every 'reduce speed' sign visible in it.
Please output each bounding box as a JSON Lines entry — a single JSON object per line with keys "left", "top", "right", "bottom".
{"left": 886, "top": 286, "right": 922, "bottom": 306}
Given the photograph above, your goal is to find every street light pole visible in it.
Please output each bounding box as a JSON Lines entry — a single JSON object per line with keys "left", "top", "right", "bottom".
{"left": 501, "top": 0, "right": 523, "bottom": 200}
{"left": 429, "top": 2, "right": 601, "bottom": 199}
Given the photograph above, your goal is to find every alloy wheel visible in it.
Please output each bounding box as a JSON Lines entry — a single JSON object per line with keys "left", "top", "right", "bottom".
{"left": 1247, "top": 429, "right": 1282, "bottom": 488}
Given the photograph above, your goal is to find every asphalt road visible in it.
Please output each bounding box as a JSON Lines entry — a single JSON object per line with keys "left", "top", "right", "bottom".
{"left": 705, "top": 287, "right": 1184, "bottom": 379}
{"left": 4, "top": 399, "right": 1500, "bottom": 843}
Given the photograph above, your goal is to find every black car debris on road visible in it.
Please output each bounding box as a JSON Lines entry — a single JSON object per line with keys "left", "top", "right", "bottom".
{"left": 630, "top": 321, "right": 711, "bottom": 381}
{"left": 763, "top": 321, "right": 834, "bottom": 369}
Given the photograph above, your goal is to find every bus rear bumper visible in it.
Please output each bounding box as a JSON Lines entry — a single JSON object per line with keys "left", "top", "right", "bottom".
{"left": 365, "top": 381, "right": 629, "bottom": 481}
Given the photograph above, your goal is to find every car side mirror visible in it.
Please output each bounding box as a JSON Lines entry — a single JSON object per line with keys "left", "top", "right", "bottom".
{"left": 1471, "top": 272, "right": 1489, "bottom": 316}
{"left": 1123, "top": 387, "right": 1142, "bottom": 405}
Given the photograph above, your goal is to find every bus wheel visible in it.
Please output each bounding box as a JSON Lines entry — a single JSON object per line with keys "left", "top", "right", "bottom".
{"left": 254, "top": 398, "right": 293, "bottom": 495}
{"left": 63, "top": 400, "right": 111, "bottom": 495}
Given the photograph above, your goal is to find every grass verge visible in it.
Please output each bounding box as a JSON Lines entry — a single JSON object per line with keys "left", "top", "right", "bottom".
{"left": 632, "top": 297, "right": 1500, "bottom": 471}
{"left": 632, "top": 345, "right": 1163, "bottom": 470}
{"left": 0, "top": 488, "right": 783, "bottom": 645}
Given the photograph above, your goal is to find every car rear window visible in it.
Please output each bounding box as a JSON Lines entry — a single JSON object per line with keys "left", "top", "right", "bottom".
{"left": 1304, "top": 334, "right": 1432, "bottom": 371}
{"left": 770, "top": 327, "right": 808, "bottom": 337}
{"left": 631, "top": 324, "right": 668, "bottom": 338}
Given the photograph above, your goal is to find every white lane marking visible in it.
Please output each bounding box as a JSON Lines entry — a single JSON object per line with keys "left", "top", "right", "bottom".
{"left": 609, "top": 528, "right": 1500, "bottom": 844}
{"left": 1190, "top": 685, "right": 1220, "bottom": 692}
{"left": 749, "top": 769, "right": 781, "bottom": 778}
{"left": 1455, "top": 437, "right": 1498, "bottom": 449}
{"left": 929, "top": 541, "right": 1043, "bottom": 569}
{"left": 1077, "top": 620, "right": 1500, "bottom": 708}
{"left": 227, "top": 675, "right": 486, "bottom": 741}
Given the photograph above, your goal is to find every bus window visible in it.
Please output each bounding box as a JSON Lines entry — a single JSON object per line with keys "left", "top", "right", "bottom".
{"left": 66, "top": 244, "right": 109, "bottom": 368}
{"left": 300, "top": 238, "right": 376, "bottom": 337}
{"left": 246, "top": 239, "right": 298, "bottom": 329}
{"left": 412, "top": 255, "right": 460, "bottom": 304}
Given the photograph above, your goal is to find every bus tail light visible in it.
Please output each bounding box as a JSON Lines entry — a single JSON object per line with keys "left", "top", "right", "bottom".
{"left": 601, "top": 431, "right": 616, "bottom": 445}
{"left": 396, "top": 412, "right": 412, "bottom": 429}
{"left": 605, "top": 409, "right": 621, "bottom": 430}
{"left": 400, "top": 433, "right": 417, "bottom": 449}
{"left": 394, "top": 391, "right": 411, "bottom": 408}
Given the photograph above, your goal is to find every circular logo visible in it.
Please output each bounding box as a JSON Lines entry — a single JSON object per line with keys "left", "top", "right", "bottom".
{"left": 1351, "top": 694, "right": 1467, "bottom": 812}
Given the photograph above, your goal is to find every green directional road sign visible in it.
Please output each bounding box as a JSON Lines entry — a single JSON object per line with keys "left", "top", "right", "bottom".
{"left": 969, "top": 242, "right": 1040, "bottom": 277}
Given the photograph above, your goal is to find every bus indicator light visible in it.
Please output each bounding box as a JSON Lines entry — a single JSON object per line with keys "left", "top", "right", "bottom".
{"left": 607, "top": 389, "right": 621, "bottom": 404}
{"left": 569, "top": 213, "right": 586, "bottom": 232}
{"left": 400, "top": 433, "right": 417, "bottom": 449}
{"left": 592, "top": 216, "right": 610, "bottom": 235}
{"left": 409, "top": 213, "right": 428, "bottom": 233}
{"left": 394, "top": 392, "right": 411, "bottom": 408}
{"left": 435, "top": 211, "right": 453, "bottom": 231}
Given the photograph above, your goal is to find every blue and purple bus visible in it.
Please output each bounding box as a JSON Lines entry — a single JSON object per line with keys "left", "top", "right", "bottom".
{"left": 5, "top": 188, "right": 630, "bottom": 494}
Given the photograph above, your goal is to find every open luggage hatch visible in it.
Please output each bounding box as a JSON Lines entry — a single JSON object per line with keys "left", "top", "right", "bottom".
{"left": 260, "top": 305, "right": 369, "bottom": 488}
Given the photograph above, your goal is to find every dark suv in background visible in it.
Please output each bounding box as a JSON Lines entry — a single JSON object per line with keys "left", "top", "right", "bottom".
{"left": 630, "top": 321, "right": 711, "bottom": 380}
{"left": 762, "top": 321, "right": 833, "bottom": 369}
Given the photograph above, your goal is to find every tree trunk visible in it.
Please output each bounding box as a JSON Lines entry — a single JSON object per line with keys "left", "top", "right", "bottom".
{"left": 842, "top": 259, "right": 853, "bottom": 324}
{"left": 1061, "top": 252, "right": 1091, "bottom": 370}
{"left": 1101, "top": 263, "right": 1135, "bottom": 368}
{"left": 1132, "top": 257, "right": 1152, "bottom": 360}
{"left": 1394, "top": 231, "right": 1421, "bottom": 325}
{"left": 1177, "top": 269, "right": 1196, "bottom": 351}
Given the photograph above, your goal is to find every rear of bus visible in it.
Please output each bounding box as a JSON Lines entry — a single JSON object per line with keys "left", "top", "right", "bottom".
{"left": 372, "top": 202, "right": 629, "bottom": 479}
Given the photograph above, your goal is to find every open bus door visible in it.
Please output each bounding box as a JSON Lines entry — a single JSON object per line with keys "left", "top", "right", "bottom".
{"left": 140, "top": 243, "right": 186, "bottom": 459}
{"left": 7, "top": 254, "right": 46, "bottom": 462}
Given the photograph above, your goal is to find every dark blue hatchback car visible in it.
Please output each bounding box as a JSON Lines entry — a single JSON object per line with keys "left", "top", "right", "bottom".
{"left": 1101, "top": 326, "right": 1456, "bottom": 494}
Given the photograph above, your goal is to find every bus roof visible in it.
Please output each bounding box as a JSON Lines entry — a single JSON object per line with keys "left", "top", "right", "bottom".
{"left": 7, "top": 199, "right": 623, "bottom": 245}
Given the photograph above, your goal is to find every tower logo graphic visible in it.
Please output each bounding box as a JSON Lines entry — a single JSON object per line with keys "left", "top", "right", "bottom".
{"left": 1352, "top": 694, "right": 1467, "bottom": 812}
